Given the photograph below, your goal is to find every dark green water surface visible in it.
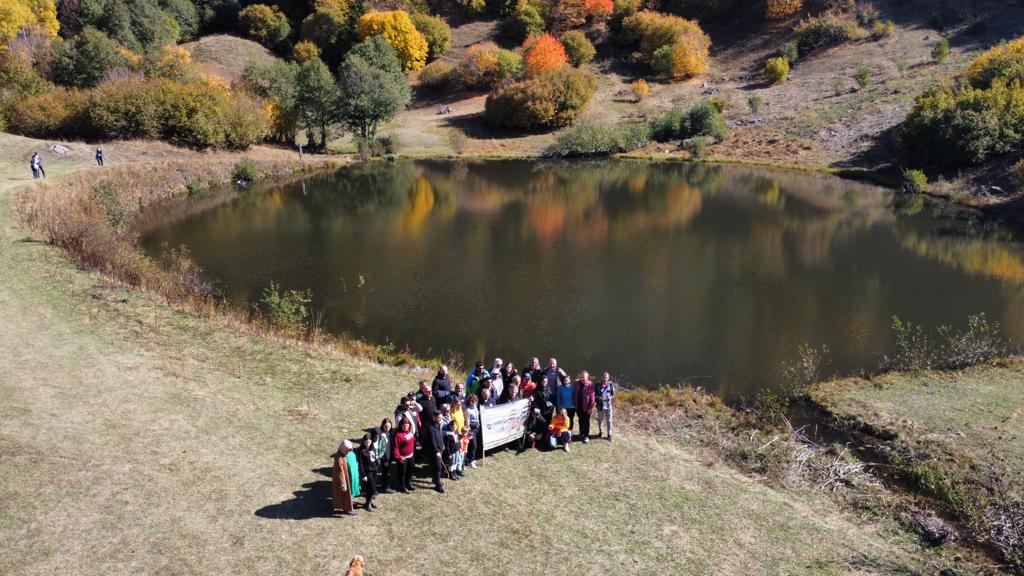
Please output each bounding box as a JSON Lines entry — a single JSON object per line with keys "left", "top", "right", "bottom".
{"left": 141, "top": 160, "right": 1024, "bottom": 396}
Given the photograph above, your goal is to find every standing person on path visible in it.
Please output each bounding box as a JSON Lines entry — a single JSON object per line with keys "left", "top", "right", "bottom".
{"left": 464, "top": 394, "right": 481, "bottom": 469}
{"left": 30, "top": 152, "right": 40, "bottom": 179}
{"left": 548, "top": 408, "right": 572, "bottom": 451}
{"left": 574, "top": 371, "right": 596, "bottom": 442}
{"left": 596, "top": 372, "right": 616, "bottom": 442}
{"left": 432, "top": 365, "right": 452, "bottom": 403}
{"left": 427, "top": 411, "right": 446, "bottom": 493}
{"left": 330, "top": 440, "right": 356, "bottom": 515}
{"left": 95, "top": 147, "right": 104, "bottom": 166}
{"left": 357, "top": 434, "right": 379, "bottom": 511}
{"left": 377, "top": 419, "right": 396, "bottom": 493}
{"left": 392, "top": 417, "right": 416, "bottom": 492}
{"left": 555, "top": 373, "right": 576, "bottom": 430}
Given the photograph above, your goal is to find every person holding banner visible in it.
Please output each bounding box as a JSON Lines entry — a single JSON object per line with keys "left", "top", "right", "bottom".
{"left": 464, "top": 394, "right": 481, "bottom": 469}
{"left": 574, "top": 371, "right": 596, "bottom": 443}
{"left": 548, "top": 408, "right": 572, "bottom": 451}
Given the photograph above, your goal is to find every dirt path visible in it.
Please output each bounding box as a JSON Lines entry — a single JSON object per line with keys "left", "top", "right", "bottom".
{"left": 0, "top": 135, "right": 948, "bottom": 575}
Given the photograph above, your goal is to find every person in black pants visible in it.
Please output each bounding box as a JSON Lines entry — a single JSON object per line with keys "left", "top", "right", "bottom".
{"left": 375, "top": 420, "right": 396, "bottom": 494}
{"left": 357, "top": 434, "right": 379, "bottom": 511}
{"left": 426, "top": 411, "right": 446, "bottom": 493}
{"left": 432, "top": 365, "right": 452, "bottom": 403}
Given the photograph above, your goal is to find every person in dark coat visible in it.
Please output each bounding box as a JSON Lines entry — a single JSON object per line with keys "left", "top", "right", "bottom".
{"left": 432, "top": 365, "right": 452, "bottom": 403}
{"left": 426, "top": 411, "right": 446, "bottom": 493}
{"left": 531, "top": 377, "right": 555, "bottom": 421}
{"left": 357, "top": 434, "right": 379, "bottom": 510}
{"left": 416, "top": 380, "right": 438, "bottom": 459}
{"left": 95, "top": 147, "right": 104, "bottom": 166}
{"left": 574, "top": 371, "right": 596, "bottom": 442}
{"left": 520, "top": 408, "right": 548, "bottom": 451}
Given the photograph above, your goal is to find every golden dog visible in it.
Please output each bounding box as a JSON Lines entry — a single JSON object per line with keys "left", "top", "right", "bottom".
{"left": 344, "top": 555, "right": 365, "bottom": 576}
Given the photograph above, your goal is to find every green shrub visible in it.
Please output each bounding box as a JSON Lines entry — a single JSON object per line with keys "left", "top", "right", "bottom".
{"left": 458, "top": 0, "right": 487, "bottom": 16}
{"left": 764, "top": 56, "right": 789, "bottom": 84}
{"left": 650, "top": 99, "right": 726, "bottom": 142}
{"left": 902, "top": 169, "right": 927, "bottom": 194}
{"left": 747, "top": 95, "right": 763, "bottom": 114}
{"left": 687, "top": 135, "right": 708, "bottom": 160}
{"left": 233, "top": 158, "right": 261, "bottom": 182}
{"left": 261, "top": 281, "right": 312, "bottom": 336}
{"left": 457, "top": 42, "right": 523, "bottom": 89}
{"left": 411, "top": 12, "right": 452, "bottom": 60}
{"left": 832, "top": 77, "right": 844, "bottom": 96}
{"left": 484, "top": 67, "right": 597, "bottom": 130}
{"left": 780, "top": 41, "right": 799, "bottom": 63}
{"left": 496, "top": 48, "right": 525, "bottom": 83}
{"left": 931, "top": 38, "right": 950, "bottom": 63}
{"left": 561, "top": 30, "right": 595, "bottom": 66}
{"left": 5, "top": 88, "right": 89, "bottom": 137}
{"left": 872, "top": 19, "right": 894, "bottom": 38}
{"left": 418, "top": 59, "right": 456, "bottom": 87}
{"left": 505, "top": 2, "right": 546, "bottom": 43}
{"left": 548, "top": 121, "right": 650, "bottom": 156}
{"left": 50, "top": 27, "right": 130, "bottom": 88}
{"left": 854, "top": 65, "right": 872, "bottom": 88}
{"left": 794, "top": 14, "right": 859, "bottom": 55}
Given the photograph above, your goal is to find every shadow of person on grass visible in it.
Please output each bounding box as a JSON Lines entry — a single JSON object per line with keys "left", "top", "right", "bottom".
{"left": 254, "top": 468, "right": 338, "bottom": 520}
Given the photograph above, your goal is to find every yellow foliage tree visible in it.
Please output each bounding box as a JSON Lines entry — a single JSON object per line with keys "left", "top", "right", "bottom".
{"left": 357, "top": 10, "right": 428, "bottom": 72}
{"left": 765, "top": 0, "right": 801, "bottom": 20}
{"left": 0, "top": 0, "right": 59, "bottom": 42}
{"left": 622, "top": 11, "right": 710, "bottom": 79}
{"left": 293, "top": 40, "right": 321, "bottom": 62}
{"left": 967, "top": 37, "right": 1024, "bottom": 89}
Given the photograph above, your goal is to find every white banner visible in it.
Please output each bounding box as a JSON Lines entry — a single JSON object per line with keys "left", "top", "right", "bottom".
{"left": 480, "top": 399, "right": 531, "bottom": 451}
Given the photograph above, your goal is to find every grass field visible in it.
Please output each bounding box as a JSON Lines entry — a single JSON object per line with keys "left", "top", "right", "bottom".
{"left": 0, "top": 134, "right": 967, "bottom": 574}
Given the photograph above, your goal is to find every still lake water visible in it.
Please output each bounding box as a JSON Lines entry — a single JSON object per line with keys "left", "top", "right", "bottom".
{"left": 141, "top": 160, "right": 1024, "bottom": 397}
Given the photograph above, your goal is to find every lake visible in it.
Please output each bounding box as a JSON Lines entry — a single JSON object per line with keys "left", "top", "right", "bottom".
{"left": 141, "top": 160, "right": 1024, "bottom": 397}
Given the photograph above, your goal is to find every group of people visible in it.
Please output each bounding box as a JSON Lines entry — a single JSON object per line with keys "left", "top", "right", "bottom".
{"left": 330, "top": 357, "right": 617, "bottom": 515}
{"left": 27, "top": 147, "right": 104, "bottom": 180}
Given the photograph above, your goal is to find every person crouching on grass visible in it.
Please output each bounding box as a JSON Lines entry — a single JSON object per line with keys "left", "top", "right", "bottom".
{"left": 549, "top": 408, "right": 572, "bottom": 452}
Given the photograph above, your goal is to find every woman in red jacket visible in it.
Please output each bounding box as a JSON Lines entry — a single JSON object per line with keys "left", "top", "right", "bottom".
{"left": 392, "top": 417, "right": 417, "bottom": 493}
{"left": 574, "top": 371, "right": 596, "bottom": 443}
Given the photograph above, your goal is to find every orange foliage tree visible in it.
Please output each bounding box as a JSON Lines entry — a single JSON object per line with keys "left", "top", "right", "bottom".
{"left": 356, "top": 10, "right": 429, "bottom": 71}
{"left": 584, "top": 0, "right": 612, "bottom": 19}
{"left": 522, "top": 33, "right": 568, "bottom": 78}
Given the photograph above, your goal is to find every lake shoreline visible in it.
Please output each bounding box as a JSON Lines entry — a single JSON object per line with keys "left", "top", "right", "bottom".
{"left": 0, "top": 135, "right": 1007, "bottom": 573}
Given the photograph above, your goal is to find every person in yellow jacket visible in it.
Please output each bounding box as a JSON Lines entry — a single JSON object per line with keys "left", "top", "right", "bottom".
{"left": 450, "top": 399, "right": 466, "bottom": 433}
{"left": 548, "top": 408, "right": 572, "bottom": 452}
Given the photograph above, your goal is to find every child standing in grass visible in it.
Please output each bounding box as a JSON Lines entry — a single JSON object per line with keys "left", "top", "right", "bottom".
{"left": 453, "top": 428, "right": 470, "bottom": 477}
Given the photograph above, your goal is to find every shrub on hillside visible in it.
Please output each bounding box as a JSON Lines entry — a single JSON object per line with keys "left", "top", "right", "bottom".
{"left": 4, "top": 87, "right": 88, "bottom": 135}
{"left": 901, "top": 169, "right": 927, "bottom": 194}
{"left": 238, "top": 4, "right": 291, "bottom": 49}
{"left": 780, "top": 41, "right": 799, "bottom": 63}
{"left": 561, "top": 30, "right": 595, "bottom": 66}
{"left": 763, "top": 56, "right": 788, "bottom": 84}
{"left": 72, "top": 0, "right": 182, "bottom": 53}
{"left": 410, "top": 12, "right": 451, "bottom": 60}
{"left": 418, "top": 59, "right": 455, "bottom": 87}
{"left": 522, "top": 33, "right": 568, "bottom": 77}
{"left": 631, "top": 78, "right": 649, "bottom": 101}
{"left": 794, "top": 13, "right": 859, "bottom": 55}
{"left": 765, "top": 0, "right": 801, "bottom": 20}
{"left": 966, "top": 38, "right": 1024, "bottom": 89}
{"left": 457, "top": 41, "right": 523, "bottom": 88}
{"left": 871, "top": 19, "right": 894, "bottom": 38}
{"left": 457, "top": 0, "right": 487, "bottom": 16}
{"left": 548, "top": 121, "right": 650, "bottom": 156}
{"left": 357, "top": 10, "right": 429, "bottom": 71}
{"left": 484, "top": 67, "right": 596, "bottom": 130}
{"left": 50, "top": 27, "right": 129, "bottom": 88}
{"left": 299, "top": 1, "right": 352, "bottom": 67}
{"left": 854, "top": 64, "right": 872, "bottom": 88}
{"left": 650, "top": 99, "right": 726, "bottom": 142}
{"left": 292, "top": 40, "right": 321, "bottom": 62}
{"left": 931, "top": 38, "right": 950, "bottom": 63}
{"left": 505, "top": 1, "right": 545, "bottom": 43}
{"left": 621, "top": 11, "right": 711, "bottom": 79}
{"left": 0, "top": 51, "right": 48, "bottom": 101}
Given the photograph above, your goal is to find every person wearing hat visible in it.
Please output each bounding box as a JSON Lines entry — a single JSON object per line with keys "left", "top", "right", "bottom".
{"left": 330, "top": 440, "right": 357, "bottom": 515}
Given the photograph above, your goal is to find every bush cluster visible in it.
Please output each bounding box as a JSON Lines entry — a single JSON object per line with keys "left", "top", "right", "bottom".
{"left": 410, "top": 12, "right": 451, "bottom": 60}
{"left": 547, "top": 121, "right": 650, "bottom": 156}
{"left": 417, "top": 59, "right": 456, "bottom": 87}
{"left": 238, "top": 4, "right": 290, "bottom": 49}
{"left": 457, "top": 41, "right": 523, "bottom": 89}
{"left": 5, "top": 77, "right": 270, "bottom": 149}
{"left": 902, "top": 37, "right": 1024, "bottom": 166}
{"left": 484, "top": 67, "right": 597, "bottom": 130}
{"left": 620, "top": 11, "right": 711, "bottom": 79}
{"left": 650, "top": 99, "right": 726, "bottom": 142}
{"left": 765, "top": 0, "right": 801, "bottom": 20}
{"left": 505, "top": 1, "right": 546, "bottom": 43}
{"left": 561, "top": 30, "right": 595, "bottom": 66}
{"left": 763, "top": 56, "right": 789, "bottom": 84}
{"left": 794, "top": 13, "right": 860, "bottom": 55}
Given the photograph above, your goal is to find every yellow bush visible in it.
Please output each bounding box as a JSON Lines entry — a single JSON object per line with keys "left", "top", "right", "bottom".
{"left": 148, "top": 45, "right": 195, "bottom": 81}
{"left": 967, "top": 37, "right": 1024, "bottom": 89}
{"left": 631, "top": 78, "right": 649, "bottom": 101}
{"left": 621, "top": 11, "right": 710, "bottom": 79}
{"left": 765, "top": 0, "right": 801, "bottom": 20}
{"left": 293, "top": 40, "right": 321, "bottom": 62}
{"left": 357, "top": 10, "right": 428, "bottom": 71}
{"left": 0, "top": 0, "right": 59, "bottom": 41}
{"left": 763, "top": 56, "right": 788, "bottom": 84}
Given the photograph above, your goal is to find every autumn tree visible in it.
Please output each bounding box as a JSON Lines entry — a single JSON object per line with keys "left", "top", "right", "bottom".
{"left": 410, "top": 12, "right": 450, "bottom": 60}
{"left": 522, "top": 33, "right": 568, "bottom": 78}
{"left": 356, "top": 10, "right": 428, "bottom": 71}
{"left": 765, "top": 0, "right": 801, "bottom": 20}
{"left": 238, "top": 4, "right": 290, "bottom": 49}
{"left": 561, "top": 30, "right": 594, "bottom": 66}
{"left": 300, "top": 0, "right": 360, "bottom": 67}
{"left": 292, "top": 39, "right": 320, "bottom": 62}
{"left": 0, "top": 0, "right": 59, "bottom": 42}
{"left": 621, "top": 11, "right": 710, "bottom": 79}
